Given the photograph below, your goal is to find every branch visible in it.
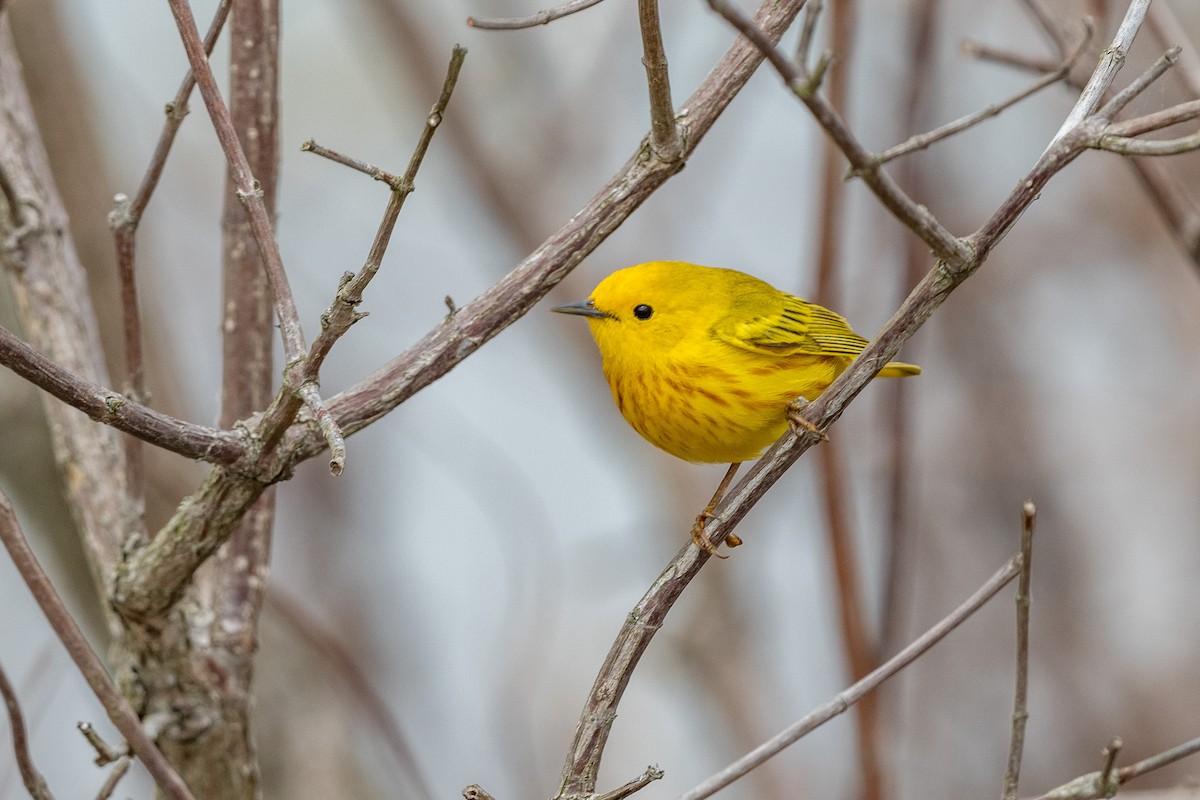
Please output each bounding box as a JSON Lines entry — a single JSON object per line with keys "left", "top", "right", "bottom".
{"left": 1046, "top": 0, "right": 1151, "bottom": 148}
{"left": 862, "top": 22, "right": 1092, "bottom": 173}
{"left": 680, "top": 552, "right": 1024, "bottom": 800}
{"left": 1001, "top": 502, "right": 1036, "bottom": 800}
{"left": 638, "top": 0, "right": 682, "bottom": 161}
{"left": 466, "top": 0, "right": 606, "bottom": 30}
{"left": 109, "top": 0, "right": 233, "bottom": 517}
{"left": 1036, "top": 735, "right": 1200, "bottom": 800}
{"left": 0, "top": 661, "right": 54, "bottom": 799}
{"left": 0, "top": 324, "right": 246, "bottom": 465}
{"left": 0, "top": 492, "right": 197, "bottom": 800}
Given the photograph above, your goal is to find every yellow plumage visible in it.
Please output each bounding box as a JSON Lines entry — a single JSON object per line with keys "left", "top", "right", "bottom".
{"left": 554, "top": 261, "right": 920, "bottom": 464}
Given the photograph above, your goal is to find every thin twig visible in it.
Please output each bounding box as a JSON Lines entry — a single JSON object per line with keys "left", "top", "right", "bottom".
{"left": 301, "top": 139, "right": 403, "bottom": 187}
{"left": 1001, "top": 502, "right": 1036, "bottom": 800}
{"left": 1100, "top": 737, "right": 1123, "bottom": 790}
{"left": 1118, "top": 735, "right": 1200, "bottom": 782}
{"left": 1046, "top": 0, "right": 1151, "bottom": 148}
{"left": 0, "top": 660, "right": 54, "bottom": 800}
{"left": 0, "top": 324, "right": 246, "bottom": 465}
{"left": 466, "top": 0, "right": 606, "bottom": 30}
{"left": 960, "top": 39, "right": 1061, "bottom": 74}
{"left": 78, "top": 721, "right": 126, "bottom": 765}
{"left": 595, "top": 765, "right": 665, "bottom": 800}
{"left": 1035, "top": 734, "right": 1200, "bottom": 800}
{"left": 1095, "top": 46, "right": 1181, "bottom": 122}
{"left": 0, "top": 492, "right": 197, "bottom": 800}
{"left": 94, "top": 756, "right": 132, "bottom": 800}
{"left": 794, "top": 0, "right": 820, "bottom": 69}
{"left": 680, "top": 553, "right": 1024, "bottom": 800}
{"left": 1103, "top": 97, "right": 1200, "bottom": 138}
{"left": 638, "top": 0, "right": 681, "bottom": 161}
{"left": 702, "top": 0, "right": 970, "bottom": 264}
{"left": 1096, "top": 129, "right": 1200, "bottom": 156}
{"left": 864, "top": 24, "right": 1092, "bottom": 173}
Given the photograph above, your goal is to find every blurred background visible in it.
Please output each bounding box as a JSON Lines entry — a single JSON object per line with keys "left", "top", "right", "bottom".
{"left": 2, "top": 0, "right": 1200, "bottom": 798}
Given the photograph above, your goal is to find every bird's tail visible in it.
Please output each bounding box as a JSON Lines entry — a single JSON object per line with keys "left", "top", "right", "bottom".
{"left": 878, "top": 361, "right": 922, "bottom": 377}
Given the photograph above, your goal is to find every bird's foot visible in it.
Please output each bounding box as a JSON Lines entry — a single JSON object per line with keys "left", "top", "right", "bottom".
{"left": 787, "top": 400, "right": 830, "bottom": 442}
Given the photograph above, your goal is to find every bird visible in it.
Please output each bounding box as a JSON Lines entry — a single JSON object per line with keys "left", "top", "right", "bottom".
{"left": 552, "top": 260, "right": 921, "bottom": 556}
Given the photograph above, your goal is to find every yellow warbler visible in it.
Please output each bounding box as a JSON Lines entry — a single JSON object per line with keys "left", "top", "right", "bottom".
{"left": 553, "top": 261, "right": 920, "bottom": 552}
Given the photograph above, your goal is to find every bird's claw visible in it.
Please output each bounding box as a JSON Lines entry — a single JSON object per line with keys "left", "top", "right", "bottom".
{"left": 691, "top": 509, "right": 742, "bottom": 558}
{"left": 787, "top": 401, "right": 829, "bottom": 442}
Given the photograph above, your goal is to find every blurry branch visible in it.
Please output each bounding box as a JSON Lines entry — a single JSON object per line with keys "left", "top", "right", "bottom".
{"left": 78, "top": 721, "right": 127, "bottom": 765}
{"left": 959, "top": 39, "right": 1060, "bottom": 74}
{"left": 94, "top": 756, "right": 133, "bottom": 800}
{"left": 638, "top": 0, "right": 682, "bottom": 161}
{"left": 0, "top": 660, "right": 53, "bottom": 799}
{"left": 680, "top": 550, "right": 1025, "bottom": 800}
{"left": 0, "top": 492, "right": 196, "bottom": 800}
{"left": 0, "top": 325, "right": 246, "bottom": 465}
{"left": 108, "top": 0, "right": 233, "bottom": 520}
{"left": 1146, "top": 3, "right": 1200, "bottom": 96}
{"left": 267, "top": 591, "right": 435, "bottom": 800}
{"left": 467, "top": 0, "right": 606, "bottom": 30}
{"left": 1036, "top": 735, "right": 1200, "bottom": 800}
{"left": 861, "top": 20, "right": 1092, "bottom": 173}
{"left": 793, "top": 0, "right": 821, "bottom": 69}
{"left": 1001, "top": 503, "right": 1036, "bottom": 800}
{"left": 287, "top": 0, "right": 806, "bottom": 468}
{"left": 111, "top": 46, "right": 464, "bottom": 623}
{"left": 806, "top": 0, "right": 885, "bottom": 795}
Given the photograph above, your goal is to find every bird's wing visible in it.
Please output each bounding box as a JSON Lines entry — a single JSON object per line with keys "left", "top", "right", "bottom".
{"left": 714, "top": 292, "right": 868, "bottom": 358}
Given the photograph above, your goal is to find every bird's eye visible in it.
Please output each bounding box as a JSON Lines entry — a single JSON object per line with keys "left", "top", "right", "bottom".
{"left": 633, "top": 304, "right": 654, "bottom": 320}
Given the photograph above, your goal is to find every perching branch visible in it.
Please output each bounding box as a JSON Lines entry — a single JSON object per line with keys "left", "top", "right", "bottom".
{"left": 0, "top": 492, "right": 197, "bottom": 800}
{"left": 0, "top": 660, "right": 54, "bottom": 800}
{"left": 467, "top": 0, "right": 607, "bottom": 30}
{"left": 680, "top": 551, "right": 1025, "bottom": 800}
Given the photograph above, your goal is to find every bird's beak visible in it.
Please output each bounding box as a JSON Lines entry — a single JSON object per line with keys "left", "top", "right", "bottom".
{"left": 551, "top": 300, "right": 611, "bottom": 319}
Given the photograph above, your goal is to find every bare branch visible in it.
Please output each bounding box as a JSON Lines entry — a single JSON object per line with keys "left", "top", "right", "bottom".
{"left": 1103, "top": 97, "right": 1200, "bottom": 139}
{"left": 1119, "top": 735, "right": 1200, "bottom": 782}
{"left": 961, "top": 38, "right": 1061, "bottom": 74}
{"left": 0, "top": 492, "right": 197, "bottom": 800}
{"left": 1100, "top": 738, "right": 1123, "bottom": 790}
{"left": 865, "top": 24, "right": 1092, "bottom": 173}
{"left": 1001, "top": 502, "right": 1036, "bottom": 800}
{"left": 94, "top": 756, "right": 132, "bottom": 800}
{"left": 638, "top": 0, "right": 681, "bottom": 161}
{"left": 77, "top": 721, "right": 126, "bottom": 765}
{"left": 681, "top": 553, "right": 1024, "bottom": 800}
{"left": 1146, "top": 2, "right": 1200, "bottom": 97}
{"left": 467, "top": 0, "right": 606, "bottom": 30}
{"left": 1046, "top": 0, "right": 1151, "bottom": 148}
{"left": 1095, "top": 128, "right": 1200, "bottom": 156}
{"left": 1095, "top": 46, "right": 1181, "bottom": 122}
{"left": 0, "top": 660, "right": 54, "bottom": 800}
{"left": 595, "top": 766, "right": 664, "bottom": 800}
{"left": 1035, "top": 734, "right": 1200, "bottom": 800}
{"left": 163, "top": 0, "right": 315, "bottom": 414}
{"left": 794, "top": 0, "right": 820, "bottom": 69}
{"left": 301, "top": 139, "right": 403, "bottom": 187}
{"left": 702, "top": 0, "right": 971, "bottom": 264}
{"left": 0, "top": 324, "right": 246, "bottom": 465}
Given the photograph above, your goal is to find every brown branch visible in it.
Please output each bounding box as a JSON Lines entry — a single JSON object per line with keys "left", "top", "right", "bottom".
{"left": 94, "top": 756, "right": 132, "bottom": 800}
{"left": 638, "top": 0, "right": 681, "bottom": 161}
{"left": 466, "top": 0, "right": 606, "bottom": 30}
{"left": 1146, "top": 3, "right": 1200, "bottom": 97}
{"left": 794, "top": 0, "right": 820, "bottom": 69}
{"left": 680, "top": 552, "right": 1024, "bottom": 800}
{"left": 300, "top": 139, "right": 403, "bottom": 186}
{"left": 109, "top": 0, "right": 233, "bottom": 521}
{"left": 1094, "top": 46, "right": 1181, "bottom": 122}
{"left": 0, "top": 492, "right": 197, "bottom": 800}
{"left": 960, "top": 39, "right": 1061, "bottom": 74}
{"left": 0, "top": 324, "right": 246, "bottom": 465}
{"left": 703, "top": 0, "right": 970, "bottom": 265}
{"left": 595, "top": 766, "right": 664, "bottom": 800}
{"left": 1096, "top": 129, "right": 1200, "bottom": 156}
{"left": 1001, "top": 502, "right": 1036, "bottom": 800}
{"left": 0, "top": 660, "right": 54, "bottom": 799}
{"left": 863, "top": 23, "right": 1092, "bottom": 173}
